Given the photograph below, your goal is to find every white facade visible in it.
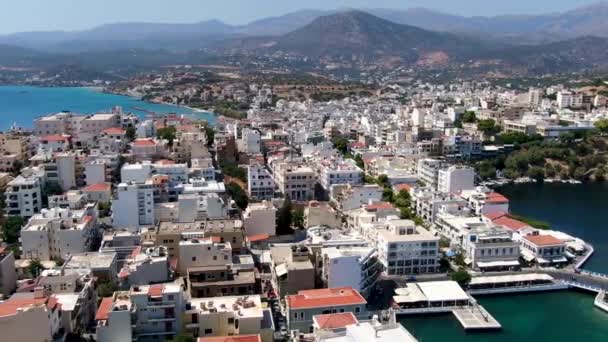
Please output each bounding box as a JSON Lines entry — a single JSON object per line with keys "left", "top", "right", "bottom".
{"left": 4, "top": 174, "right": 43, "bottom": 217}
{"left": 557, "top": 91, "right": 583, "bottom": 109}
{"left": 331, "top": 184, "right": 383, "bottom": 212}
{"left": 247, "top": 166, "right": 275, "bottom": 201}
{"left": 239, "top": 128, "right": 261, "bottom": 154}
{"left": 437, "top": 166, "right": 475, "bottom": 194}
{"left": 85, "top": 160, "right": 109, "bottom": 185}
{"left": 322, "top": 247, "right": 381, "bottom": 298}
{"left": 318, "top": 159, "right": 363, "bottom": 191}
{"left": 112, "top": 182, "right": 155, "bottom": 229}
{"left": 416, "top": 159, "right": 443, "bottom": 190}
{"left": 243, "top": 201, "right": 277, "bottom": 237}
{"left": 55, "top": 152, "right": 76, "bottom": 191}
{"left": 177, "top": 239, "right": 232, "bottom": 274}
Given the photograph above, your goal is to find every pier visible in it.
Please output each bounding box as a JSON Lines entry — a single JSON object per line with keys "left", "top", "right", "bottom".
{"left": 453, "top": 303, "right": 501, "bottom": 330}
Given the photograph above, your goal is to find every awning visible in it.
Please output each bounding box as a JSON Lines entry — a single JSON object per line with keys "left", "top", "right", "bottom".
{"left": 476, "top": 260, "right": 520, "bottom": 268}
{"left": 537, "top": 257, "right": 550, "bottom": 264}
{"left": 521, "top": 250, "right": 535, "bottom": 262}
{"left": 552, "top": 256, "right": 568, "bottom": 263}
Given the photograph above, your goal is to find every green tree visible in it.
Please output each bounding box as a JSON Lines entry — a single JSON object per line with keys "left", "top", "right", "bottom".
{"left": 292, "top": 208, "right": 305, "bottom": 229}
{"left": 45, "top": 181, "right": 64, "bottom": 195}
{"left": 125, "top": 127, "right": 136, "bottom": 142}
{"left": 98, "top": 202, "right": 112, "bottom": 218}
{"left": 332, "top": 137, "right": 349, "bottom": 155}
{"left": 226, "top": 183, "right": 248, "bottom": 210}
{"left": 157, "top": 126, "right": 177, "bottom": 146}
{"left": 2, "top": 216, "right": 24, "bottom": 244}
{"left": 594, "top": 118, "right": 608, "bottom": 134}
{"left": 276, "top": 197, "right": 294, "bottom": 235}
{"left": 354, "top": 154, "right": 364, "bottom": 170}
{"left": 451, "top": 268, "right": 472, "bottom": 286}
{"left": 28, "top": 259, "right": 44, "bottom": 278}
{"left": 527, "top": 166, "right": 545, "bottom": 182}
{"left": 477, "top": 119, "right": 499, "bottom": 136}
{"left": 97, "top": 281, "right": 119, "bottom": 298}
{"left": 462, "top": 111, "right": 477, "bottom": 123}
{"left": 204, "top": 125, "right": 215, "bottom": 148}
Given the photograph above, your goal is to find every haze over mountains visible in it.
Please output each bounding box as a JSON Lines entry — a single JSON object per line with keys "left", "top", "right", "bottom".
{"left": 3, "top": 3, "right": 608, "bottom": 77}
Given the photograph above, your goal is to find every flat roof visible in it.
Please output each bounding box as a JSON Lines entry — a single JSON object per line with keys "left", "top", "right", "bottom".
{"left": 395, "top": 281, "right": 470, "bottom": 303}
{"left": 287, "top": 287, "right": 366, "bottom": 310}
{"left": 470, "top": 273, "right": 553, "bottom": 286}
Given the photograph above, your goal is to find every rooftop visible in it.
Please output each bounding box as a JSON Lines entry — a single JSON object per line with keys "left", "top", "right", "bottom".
{"left": 198, "top": 335, "right": 261, "bottom": 342}
{"left": 287, "top": 287, "right": 366, "bottom": 310}
{"left": 314, "top": 312, "right": 358, "bottom": 330}
{"left": 523, "top": 234, "right": 564, "bottom": 246}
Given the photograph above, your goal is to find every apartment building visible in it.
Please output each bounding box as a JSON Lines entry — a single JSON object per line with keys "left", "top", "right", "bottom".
{"left": 521, "top": 233, "right": 567, "bottom": 265}
{"left": 321, "top": 247, "right": 382, "bottom": 298}
{"left": 118, "top": 246, "right": 170, "bottom": 286}
{"left": 330, "top": 184, "right": 383, "bottom": 212}
{"left": 183, "top": 295, "right": 274, "bottom": 342}
{"left": 375, "top": 220, "right": 439, "bottom": 276}
{"left": 318, "top": 159, "right": 363, "bottom": 191}
{"left": 460, "top": 187, "right": 510, "bottom": 215}
{"left": 462, "top": 227, "right": 520, "bottom": 271}
{"left": 286, "top": 287, "right": 368, "bottom": 333}
{"left": 247, "top": 166, "right": 276, "bottom": 201}
{"left": 96, "top": 283, "right": 186, "bottom": 342}
{"left": 178, "top": 239, "right": 232, "bottom": 274}
{"left": 4, "top": 174, "right": 42, "bottom": 217}
{"left": 304, "top": 201, "right": 342, "bottom": 229}
{"left": 273, "top": 162, "right": 315, "bottom": 201}
{"left": 270, "top": 245, "right": 315, "bottom": 297}
{"left": 187, "top": 264, "right": 258, "bottom": 298}
{"left": 243, "top": 201, "right": 277, "bottom": 237}
{"left": 416, "top": 158, "right": 444, "bottom": 190}
{"left": 437, "top": 165, "right": 475, "bottom": 194}
{"left": 20, "top": 203, "right": 99, "bottom": 260}
{"left": 112, "top": 182, "right": 155, "bottom": 229}
{"left": 0, "top": 292, "right": 53, "bottom": 341}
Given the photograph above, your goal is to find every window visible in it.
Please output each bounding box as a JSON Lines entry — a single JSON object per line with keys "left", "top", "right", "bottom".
{"left": 192, "top": 257, "right": 196, "bottom": 262}
{"left": 204, "top": 329, "right": 213, "bottom": 335}
{"left": 355, "top": 307, "right": 361, "bottom": 313}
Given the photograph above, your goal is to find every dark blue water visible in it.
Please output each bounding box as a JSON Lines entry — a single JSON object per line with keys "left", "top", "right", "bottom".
{"left": 0, "top": 86, "right": 216, "bottom": 129}
{"left": 499, "top": 182, "right": 608, "bottom": 273}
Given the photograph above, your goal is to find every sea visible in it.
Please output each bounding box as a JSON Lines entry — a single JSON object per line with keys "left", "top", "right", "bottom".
{"left": 0, "top": 85, "right": 216, "bottom": 130}
{"left": 402, "top": 182, "right": 608, "bottom": 341}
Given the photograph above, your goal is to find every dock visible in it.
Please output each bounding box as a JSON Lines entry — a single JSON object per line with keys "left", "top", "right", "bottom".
{"left": 452, "top": 305, "right": 502, "bottom": 330}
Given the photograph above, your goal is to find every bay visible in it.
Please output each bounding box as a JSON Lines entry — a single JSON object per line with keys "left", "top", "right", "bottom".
{"left": 0, "top": 85, "right": 216, "bottom": 129}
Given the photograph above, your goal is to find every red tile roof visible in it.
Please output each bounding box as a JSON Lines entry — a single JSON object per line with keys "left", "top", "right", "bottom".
{"left": 83, "top": 183, "right": 111, "bottom": 192}
{"left": 493, "top": 216, "right": 529, "bottom": 231}
{"left": 148, "top": 284, "right": 163, "bottom": 297}
{"left": 247, "top": 234, "right": 270, "bottom": 242}
{"left": 524, "top": 234, "right": 564, "bottom": 246}
{"left": 485, "top": 192, "right": 509, "bottom": 204}
{"left": 132, "top": 139, "right": 157, "bottom": 147}
{"left": 364, "top": 202, "right": 394, "bottom": 211}
{"left": 313, "top": 312, "right": 358, "bottom": 329}
{"left": 95, "top": 297, "right": 114, "bottom": 320}
{"left": 46, "top": 295, "right": 61, "bottom": 311}
{"left": 484, "top": 211, "right": 508, "bottom": 221}
{"left": 103, "top": 127, "right": 126, "bottom": 135}
{"left": 0, "top": 296, "right": 48, "bottom": 317}
{"left": 198, "top": 335, "right": 261, "bottom": 342}
{"left": 287, "top": 287, "right": 367, "bottom": 310}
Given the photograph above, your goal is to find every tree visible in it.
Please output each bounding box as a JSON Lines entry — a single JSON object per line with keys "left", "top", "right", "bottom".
{"left": 276, "top": 197, "right": 294, "bottom": 235}
{"left": 462, "top": 111, "right": 477, "bottom": 123}
{"left": 594, "top": 118, "right": 608, "bottom": 134}
{"left": 125, "top": 127, "right": 136, "bottom": 142}
{"left": 97, "top": 281, "right": 119, "bottom": 298}
{"left": 45, "top": 181, "right": 64, "bottom": 196}
{"left": 477, "top": 119, "right": 499, "bottom": 136}
{"left": 451, "top": 268, "right": 472, "bottom": 286}
{"left": 226, "top": 183, "right": 248, "bottom": 210}
{"left": 2, "top": 216, "right": 24, "bottom": 244}
{"left": 527, "top": 166, "right": 545, "bottom": 182}
{"left": 28, "top": 259, "right": 44, "bottom": 278}
{"left": 157, "top": 126, "right": 177, "bottom": 146}
{"left": 204, "top": 125, "right": 215, "bottom": 148}
{"left": 98, "top": 202, "right": 112, "bottom": 218}
{"left": 292, "top": 208, "right": 305, "bottom": 229}
{"left": 354, "top": 154, "right": 364, "bottom": 170}
{"left": 331, "top": 137, "right": 349, "bottom": 155}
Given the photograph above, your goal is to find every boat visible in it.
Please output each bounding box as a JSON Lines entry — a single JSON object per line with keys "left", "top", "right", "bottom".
{"left": 594, "top": 291, "right": 608, "bottom": 313}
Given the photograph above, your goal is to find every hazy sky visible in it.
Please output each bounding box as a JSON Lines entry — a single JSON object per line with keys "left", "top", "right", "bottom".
{"left": 0, "top": 0, "right": 600, "bottom": 34}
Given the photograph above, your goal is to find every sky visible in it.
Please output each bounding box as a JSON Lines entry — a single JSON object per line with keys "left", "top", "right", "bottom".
{"left": 0, "top": 0, "right": 601, "bottom": 34}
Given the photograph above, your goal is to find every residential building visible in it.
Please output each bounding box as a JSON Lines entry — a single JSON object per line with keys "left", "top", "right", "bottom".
{"left": 243, "top": 201, "right": 277, "bottom": 237}
{"left": 21, "top": 204, "right": 99, "bottom": 261}
{"left": 437, "top": 165, "right": 475, "bottom": 194}
{"left": 273, "top": 162, "right": 315, "bottom": 201}
{"left": 96, "top": 283, "right": 186, "bottom": 342}
{"left": 312, "top": 315, "right": 417, "bottom": 342}
{"left": 416, "top": 159, "right": 444, "bottom": 190}
{"left": 375, "top": 220, "right": 439, "bottom": 276}
{"left": 304, "top": 201, "right": 342, "bottom": 229}
{"left": 112, "top": 182, "right": 155, "bottom": 229}
{"left": 270, "top": 245, "right": 315, "bottom": 297}
{"left": 178, "top": 239, "right": 232, "bottom": 274}
{"left": 521, "top": 233, "right": 567, "bottom": 265}
{"left": 184, "top": 295, "right": 274, "bottom": 342}
{"left": 0, "top": 246, "right": 17, "bottom": 296}
{"left": 286, "top": 287, "right": 368, "bottom": 333}
{"left": 460, "top": 187, "right": 509, "bottom": 215}
{"left": 318, "top": 159, "right": 363, "bottom": 191}
{"left": 330, "top": 184, "right": 383, "bottom": 212}
{"left": 4, "top": 174, "right": 42, "bottom": 217}
{"left": 247, "top": 166, "right": 275, "bottom": 201}
{"left": 118, "top": 246, "right": 170, "bottom": 286}
{"left": 186, "top": 264, "right": 258, "bottom": 298}
{"left": 0, "top": 292, "right": 53, "bottom": 342}
{"left": 321, "top": 247, "right": 381, "bottom": 298}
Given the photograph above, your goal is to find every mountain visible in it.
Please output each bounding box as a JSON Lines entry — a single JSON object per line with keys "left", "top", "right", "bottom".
{"left": 257, "top": 11, "right": 489, "bottom": 63}
{"left": 236, "top": 10, "right": 327, "bottom": 36}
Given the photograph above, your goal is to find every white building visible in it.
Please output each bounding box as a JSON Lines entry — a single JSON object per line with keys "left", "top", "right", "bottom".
{"left": 118, "top": 246, "right": 170, "bottom": 286}
{"left": 321, "top": 247, "right": 382, "bottom": 298}
{"left": 177, "top": 239, "right": 232, "bottom": 274}
{"left": 0, "top": 292, "right": 54, "bottom": 342}
{"left": 112, "top": 182, "right": 155, "bottom": 229}
{"left": 557, "top": 91, "right": 583, "bottom": 109}
{"left": 375, "top": 219, "right": 440, "bottom": 276}
{"left": 437, "top": 165, "right": 475, "bottom": 194}
{"left": 273, "top": 163, "right": 315, "bottom": 201}
{"left": 21, "top": 204, "right": 99, "bottom": 261}
{"left": 331, "top": 184, "right": 383, "bottom": 212}
{"left": 247, "top": 166, "right": 275, "bottom": 201}
{"left": 460, "top": 187, "right": 510, "bottom": 215}
{"left": 96, "top": 283, "right": 186, "bottom": 342}
{"left": 0, "top": 247, "right": 17, "bottom": 296}
{"left": 243, "top": 201, "right": 277, "bottom": 237}
{"left": 4, "top": 174, "right": 43, "bottom": 218}
{"left": 55, "top": 152, "right": 76, "bottom": 191}
{"left": 239, "top": 128, "right": 261, "bottom": 154}
{"left": 416, "top": 159, "right": 444, "bottom": 190}
{"left": 318, "top": 159, "right": 363, "bottom": 191}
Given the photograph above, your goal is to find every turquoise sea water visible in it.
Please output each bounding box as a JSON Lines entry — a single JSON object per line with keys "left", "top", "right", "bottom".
{"left": 403, "top": 182, "right": 608, "bottom": 341}
{"left": 0, "top": 85, "right": 216, "bottom": 129}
